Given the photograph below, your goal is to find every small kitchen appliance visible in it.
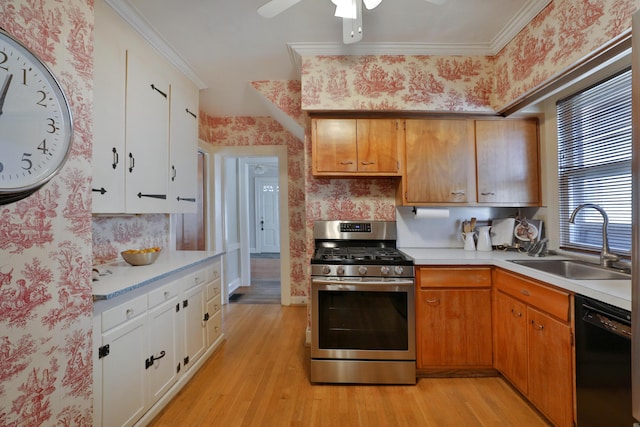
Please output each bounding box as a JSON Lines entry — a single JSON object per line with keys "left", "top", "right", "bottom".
{"left": 310, "top": 220, "right": 416, "bottom": 384}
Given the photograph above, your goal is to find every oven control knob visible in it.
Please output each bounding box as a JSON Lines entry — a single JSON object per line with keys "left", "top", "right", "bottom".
{"left": 394, "top": 266, "right": 404, "bottom": 275}
{"left": 380, "top": 266, "right": 390, "bottom": 275}
{"left": 322, "top": 265, "right": 331, "bottom": 275}
{"left": 358, "top": 266, "right": 368, "bottom": 275}
{"left": 336, "top": 266, "right": 345, "bottom": 275}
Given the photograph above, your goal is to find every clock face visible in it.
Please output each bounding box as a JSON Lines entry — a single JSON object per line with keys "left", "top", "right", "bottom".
{"left": 0, "top": 28, "right": 73, "bottom": 203}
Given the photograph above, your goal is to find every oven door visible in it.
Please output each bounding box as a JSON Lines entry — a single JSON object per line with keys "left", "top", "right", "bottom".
{"left": 311, "top": 278, "right": 415, "bottom": 361}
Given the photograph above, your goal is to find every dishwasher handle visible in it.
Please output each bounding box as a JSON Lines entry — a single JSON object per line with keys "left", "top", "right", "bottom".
{"left": 582, "top": 304, "right": 631, "bottom": 339}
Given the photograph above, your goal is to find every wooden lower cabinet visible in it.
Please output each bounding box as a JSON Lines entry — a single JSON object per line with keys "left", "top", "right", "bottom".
{"left": 493, "top": 268, "right": 574, "bottom": 427}
{"left": 416, "top": 267, "right": 492, "bottom": 371}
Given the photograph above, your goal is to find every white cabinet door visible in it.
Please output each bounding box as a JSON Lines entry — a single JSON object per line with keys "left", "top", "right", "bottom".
{"left": 206, "top": 300, "right": 223, "bottom": 347}
{"left": 183, "top": 282, "right": 206, "bottom": 369}
{"left": 147, "top": 297, "right": 180, "bottom": 406}
{"left": 92, "top": 0, "right": 126, "bottom": 213}
{"left": 125, "top": 49, "right": 170, "bottom": 213}
{"left": 101, "top": 314, "right": 148, "bottom": 427}
{"left": 168, "top": 75, "right": 199, "bottom": 213}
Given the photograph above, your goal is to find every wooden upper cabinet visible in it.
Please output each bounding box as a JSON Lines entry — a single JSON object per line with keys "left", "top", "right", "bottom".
{"left": 311, "top": 118, "right": 402, "bottom": 176}
{"left": 402, "top": 119, "right": 476, "bottom": 204}
{"left": 475, "top": 119, "right": 540, "bottom": 205}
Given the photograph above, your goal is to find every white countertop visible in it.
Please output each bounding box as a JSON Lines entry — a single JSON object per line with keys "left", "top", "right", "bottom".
{"left": 92, "top": 250, "right": 222, "bottom": 301}
{"left": 400, "top": 248, "right": 631, "bottom": 311}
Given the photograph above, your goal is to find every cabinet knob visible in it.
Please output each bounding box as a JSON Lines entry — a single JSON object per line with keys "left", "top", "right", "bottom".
{"left": 164, "top": 291, "right": 170, "bottom": 299}
{"left": 126, "top": 308, "right": 134, "bottom": 317}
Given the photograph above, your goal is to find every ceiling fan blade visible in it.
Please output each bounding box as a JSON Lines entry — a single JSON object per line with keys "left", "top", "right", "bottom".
{"left": 425, "top": 0, "right": 448, "bottom": 4}
{"left": 257, "top": 0, "right": 303, "bottom": 18}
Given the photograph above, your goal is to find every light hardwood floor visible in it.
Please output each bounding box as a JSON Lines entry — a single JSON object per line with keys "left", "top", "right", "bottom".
{"left": 148, "top": 304, "right": 550, "bottom": 427}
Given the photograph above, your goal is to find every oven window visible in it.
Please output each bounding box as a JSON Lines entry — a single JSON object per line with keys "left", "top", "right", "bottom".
{"left": 317, "top": 290, "right": 408, "bottom": 351}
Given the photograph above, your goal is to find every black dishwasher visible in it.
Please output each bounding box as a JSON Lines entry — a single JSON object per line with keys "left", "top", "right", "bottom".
{"left": 575, "top": 294, "right": 632, "bottom": 426}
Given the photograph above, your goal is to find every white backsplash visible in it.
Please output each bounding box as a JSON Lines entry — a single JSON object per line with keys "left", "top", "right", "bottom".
{"left": 396, "top": 206, "right": 535, "bottom": 249}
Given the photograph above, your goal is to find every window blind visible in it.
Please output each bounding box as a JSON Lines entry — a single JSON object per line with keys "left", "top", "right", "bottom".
{"left": 556, "top": 67, "right": 632, "bottom": 257}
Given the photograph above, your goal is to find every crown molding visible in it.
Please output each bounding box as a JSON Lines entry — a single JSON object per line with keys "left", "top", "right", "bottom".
{"left": 104, "top": 0, "right": 208, "bottom": 89}
{"left": 288, "top": 0, "right": 551, "bottom": 69}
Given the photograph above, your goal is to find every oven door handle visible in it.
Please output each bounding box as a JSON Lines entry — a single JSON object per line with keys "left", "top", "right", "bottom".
{"left": 311, "top": 278, "right": 414, "bottom": 288}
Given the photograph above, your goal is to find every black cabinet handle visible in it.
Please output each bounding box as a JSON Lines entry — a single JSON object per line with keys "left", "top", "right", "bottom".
{"left": 112, "top": 147, "right": 119, "bottom": 170}
{"left": 177, "top": 197, "right": 196, "bottom": 203}
{"left": 128, "top": 153, "right": 135, "bottom": 173}
{"left": 171, "top": 165, "right": 176, "bottom": 182}
{"left": 92, "top": 187, "right": 107, "bottom": 195}
{"left": 145, "top": 350, "right": 166, "bottom": 369}
{"left": 137, "top": 193, "right": 167, "bottom": 200}
{"left": 186, "top": 108, "right": 197, "bottom": 119}
{"left": 150, "top": 84, "right": 167, "bottom": 98}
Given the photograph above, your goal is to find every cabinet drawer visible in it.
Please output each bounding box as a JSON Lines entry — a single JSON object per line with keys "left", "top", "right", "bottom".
{"left": 148, "top": 280, "right": 180, "bottom": 308}
{"left": 418, "top": 267, "right": 492, "bottom": 289}
{"left": 102, "top": 294, "right": 148, "bottom": 332}
{"left": 494, "top": 269, "right": 570, "bottom": 322}
{"left": 185, "top": 269, "right": 207, "bottom": 290}
{"left": 206, "top": 279, "right": 221, "bottom": 302}
{"left": 207, "top": 260, "right": 221, "bottom": 283}
{"left": 207, "top": 309, "right": 223, "bottom": 346}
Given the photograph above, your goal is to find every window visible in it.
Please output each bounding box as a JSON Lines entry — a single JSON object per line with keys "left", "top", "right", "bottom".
{"left": 557, "top": 68, "right": 632, "bottom": 257}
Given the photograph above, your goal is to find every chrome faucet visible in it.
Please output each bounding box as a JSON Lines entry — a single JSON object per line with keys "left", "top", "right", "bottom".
{"left": 569, "top": 204, "right": 619, "bottom": 268}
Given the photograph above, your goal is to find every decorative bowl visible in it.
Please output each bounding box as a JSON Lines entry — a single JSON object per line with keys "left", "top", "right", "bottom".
{"left": 121, "top": 248, "right": 161, "bottom": 266}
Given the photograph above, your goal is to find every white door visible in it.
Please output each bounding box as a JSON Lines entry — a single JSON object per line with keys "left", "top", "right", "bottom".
{"left": 256, "top": 177, "right": 280, "bottom": 253}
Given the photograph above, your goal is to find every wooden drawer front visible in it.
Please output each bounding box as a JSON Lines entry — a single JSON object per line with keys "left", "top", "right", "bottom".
{"left": 148, "top": 280, "right": 180, "bottom": 308}
{"left": 102, "top": 294, "right": 148, "bottom": 332}
{"left": 206, "top": 279, "right": 221, "bottom": 302}
{"left": 207, "top": 260, "right": 221, "bottom": 283}
{"left": 494, "top": 269, "right": 570, "bottom": 322}
{"left": 418, "top": 267, "right": 492, "bottom": 289}
{"left": 186, "top": 268, "right": 207, "bottom": 290}
{"left": 207, "top": 309, "right": 223, "bottom": 346}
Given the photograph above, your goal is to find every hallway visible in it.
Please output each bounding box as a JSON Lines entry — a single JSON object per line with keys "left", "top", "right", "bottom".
{"left": 229, "top": 254, "right": 281, "bottom": 304}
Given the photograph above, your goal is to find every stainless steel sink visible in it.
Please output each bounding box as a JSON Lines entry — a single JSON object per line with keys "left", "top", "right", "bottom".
{"left": 508, "top": 259, "right": 631, "bottom": 280}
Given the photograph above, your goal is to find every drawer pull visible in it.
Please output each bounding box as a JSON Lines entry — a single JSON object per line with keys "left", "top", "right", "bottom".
{"left": 360, "top": 161, "right": 375, "bottom": 165}
{"left": 126, "top": 308, "right": 134, "bottom": 317}
{"left": 510, "top": 308, "right": 522, "bottom": 318}
{"left": 425, "top": 298, "right": 440, "bottom": 305}
{"left": 520, "top": 289, "right": 530, "bottom": 297}
{"left": 339, "top": 160, "right": 354, "bottom": 165}
{"left": 164, "top": 291, "right": 170, "bottom": 299}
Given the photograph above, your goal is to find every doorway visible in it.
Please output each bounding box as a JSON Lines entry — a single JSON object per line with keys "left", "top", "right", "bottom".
{"left": 211, "top": 145, "right": 291, "bottom": 306}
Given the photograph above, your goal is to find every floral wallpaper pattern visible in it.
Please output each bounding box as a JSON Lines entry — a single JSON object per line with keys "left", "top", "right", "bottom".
{"left": 0, "top": 0, "right": 93, "bottom": 425}
{"left": 301, "top": 0, "right": 640, "bottom": 113}
{"left": 301, "top": 55, "right": 496, "bottom": 112}
{"left": 198, "top": 115, "right": 310, "bottom": 296}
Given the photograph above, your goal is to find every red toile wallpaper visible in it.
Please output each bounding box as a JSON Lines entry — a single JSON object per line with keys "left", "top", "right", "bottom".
{"left": 0, "top": 0, "right": 94, "bottom": 425}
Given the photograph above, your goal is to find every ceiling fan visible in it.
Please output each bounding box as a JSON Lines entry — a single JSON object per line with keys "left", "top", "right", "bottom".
{"left": 257, "top": 0, "right": 448, "bottom": 44}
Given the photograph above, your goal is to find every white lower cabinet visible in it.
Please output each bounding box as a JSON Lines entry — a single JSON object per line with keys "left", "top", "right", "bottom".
{"left": 100, "top": 308, "right": 147, "bottom": 427}
{"left": 94, "top": 259, "right": 224, "bottom": 427}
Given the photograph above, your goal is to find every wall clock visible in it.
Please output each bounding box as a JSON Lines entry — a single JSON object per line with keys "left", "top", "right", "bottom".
{"left": 0, "top": 27, "right": 73, "bottom": 205}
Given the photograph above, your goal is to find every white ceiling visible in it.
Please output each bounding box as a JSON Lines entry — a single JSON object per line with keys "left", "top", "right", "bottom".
{"left": 107, "top": 0, "right": 550, "bottom": 117}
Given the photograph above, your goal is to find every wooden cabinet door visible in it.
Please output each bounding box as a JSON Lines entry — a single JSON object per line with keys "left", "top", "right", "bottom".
{"left": 356, "top": 119, "right": 400, "bottom": 173}
{"left": 493, "top": 291, "right": 528, "bottom": 394}
{"left": 527, "top": 307, "right": 574, "bottom": 427}
{"left": 168, "top": 73, "right": 199, "bottom": 213}
{"left": 92, "top": 0, "right": 127, "bottom": 213}
{"left": 183, "top": 282, "right": 206, "bottom": 370}
{"left": 417, "top": 288, "right": 492, "bottom": 368}
{"left": 475, "top": 119, "right": 540, "bottom": 205}
{"left": 404, "top": 119, "right": 476, "bottom": 204}
{"left": 101, "top": 315, "right": 148, "bottom": 427}
{"left": 147, "top": 297, "right": 180, "bottom": 406}
{"left": 312, "top": 118, "right": 358, "bottom": 173}
{"left": 125, "top": 48, "right": 170, "bottom": 213}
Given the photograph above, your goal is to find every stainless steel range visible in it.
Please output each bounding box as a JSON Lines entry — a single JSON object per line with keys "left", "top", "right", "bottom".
{"left": 310, "top": 220, "right": 416, "bottom": 384}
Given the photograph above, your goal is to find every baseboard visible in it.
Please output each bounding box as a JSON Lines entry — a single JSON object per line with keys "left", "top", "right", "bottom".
{"left": 290, "top": 295, "right": 308, "bottom": 305}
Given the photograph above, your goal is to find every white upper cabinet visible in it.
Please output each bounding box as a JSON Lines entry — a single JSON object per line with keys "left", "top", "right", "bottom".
{"left": 92, "top": 0, "right": 198, "bottom": 214}
{"left": 168, "top": 74, "right": 199, "bottom": 213}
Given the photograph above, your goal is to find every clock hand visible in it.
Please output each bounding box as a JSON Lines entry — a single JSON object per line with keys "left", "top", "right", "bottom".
{"left": 0, "top": 73, "right": 13, "bottom": 117}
